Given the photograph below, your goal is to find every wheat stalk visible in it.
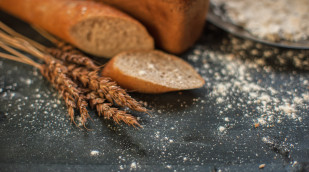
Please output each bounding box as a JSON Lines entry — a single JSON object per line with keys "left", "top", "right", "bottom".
{"left": 0, "top": 41, "right": 84, "bottom": 126}
{"left": 85, "top": 91, "right": 141, "bottom": 127}
{"left": 0, "top": 23, "right": 98, "bottom": 70}
{"left": 46, "top": 47, "right": 99, "bottom": 70}
{"left": 0, "top": 22, "right": 148, "bottom": 128}
{"left": 42, "top": 59, "right": 92, "bottom": 127}
{"left": 69, "top": 67, "right": 148, "bottom": 113}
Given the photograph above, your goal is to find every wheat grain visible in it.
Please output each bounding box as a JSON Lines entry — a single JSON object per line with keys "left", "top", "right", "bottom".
{"left": 42, "top": 59, "right": 91, "bottom": 127}
{"left": 69, "top": 67, "right": 148, "bottom": 113}
{"left": 85, "top": 91, "right": 141, "bottom": 127}
{"left": 47, "top": 47, "right": 99, "bottom": 70}
{"left": 0, "top": 24, "right": 147, "bottom": 128}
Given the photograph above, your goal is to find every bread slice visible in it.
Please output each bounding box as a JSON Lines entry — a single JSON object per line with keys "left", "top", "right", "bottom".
{"left": 0, "top": 0, "right": 154, "bottom": 58}
{"left": 102, "top": 50, "right": 205, "bottom": 93}
{"left": 94, "top": 0, "right": 209, "bottom": 54}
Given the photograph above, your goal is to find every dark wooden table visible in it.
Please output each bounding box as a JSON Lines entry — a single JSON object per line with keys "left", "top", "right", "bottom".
{"left": 0, "top": 11, "right": 308, "bottom": 172}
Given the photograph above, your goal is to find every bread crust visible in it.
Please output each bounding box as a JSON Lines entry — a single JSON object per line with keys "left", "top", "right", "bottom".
{"left": 102, "top": 50, "right": 205, "bottom": 94}
{"left": 0, "top": 0, "right": 154, "bottom": 57}
{"left": 95, "top": 0, "right": 209, "bottom": 54}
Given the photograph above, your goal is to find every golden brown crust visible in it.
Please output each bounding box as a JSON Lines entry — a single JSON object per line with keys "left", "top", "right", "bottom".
{"left": 95, "top": 0, "right": 209, "bottom": 54}
{"left": 0, "top": 0, "right": 154, "bottom": 57}
{"left": 101, "top": 50, "right": 205, "bottom": 94}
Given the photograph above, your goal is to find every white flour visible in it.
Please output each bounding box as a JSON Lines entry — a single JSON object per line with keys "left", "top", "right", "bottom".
{"left": 188, "top": 35, "right": 308, "bottom": 128}
{"left": 211, "top": 0, "right": 309, "bottom": 42}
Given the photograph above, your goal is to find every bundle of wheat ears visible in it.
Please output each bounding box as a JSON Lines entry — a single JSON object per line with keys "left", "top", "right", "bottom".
{"left": 0, "top": 21, "right": 148, "bottom": 129}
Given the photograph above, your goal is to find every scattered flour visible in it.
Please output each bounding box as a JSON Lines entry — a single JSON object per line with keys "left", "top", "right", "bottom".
{"left": 191, "top": 34, "right": 309, "bottom": 128}
{"left": 218, "top": 126, "right": 226, "bottom": 132}
{"left": 130, "top": 162, "right": 137, "bottom": 169}
{"left": 90, "top": 150, "right": 100, "bottom": 156}
{"left": 0, "top": 19, "right": 307, "bottom": 169}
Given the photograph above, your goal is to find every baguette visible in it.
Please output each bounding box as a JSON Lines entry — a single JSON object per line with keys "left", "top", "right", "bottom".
{"left": 0, "top": 0, "right": 154, "bottom": 58}
{"left": 102, "top": 50, "right": 205, "bottom": 94}
{"left": 94, "top": 0, "right": 209, "bottom": 54}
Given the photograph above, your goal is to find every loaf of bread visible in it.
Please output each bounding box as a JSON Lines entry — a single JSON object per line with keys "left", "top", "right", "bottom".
{"left": 102, "top": 50, "right": 205, "bottom": 93}
{"left": 95, "top": 0, "right": 209, "bottom": 54}
{"left": 0, "top": 0, "right": 154, "bottom": 58}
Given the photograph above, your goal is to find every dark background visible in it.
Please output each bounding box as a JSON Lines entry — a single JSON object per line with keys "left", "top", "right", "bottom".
{"left": 0, "top": 11, "right": 308, "bottom": 172}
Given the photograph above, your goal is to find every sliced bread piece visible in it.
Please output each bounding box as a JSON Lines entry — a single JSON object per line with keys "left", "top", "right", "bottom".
{"left": 0, "top": 0, "right": 154, "bottom": 58}
{"left": 102, "top": 50, "right": 205, "bottom": 93}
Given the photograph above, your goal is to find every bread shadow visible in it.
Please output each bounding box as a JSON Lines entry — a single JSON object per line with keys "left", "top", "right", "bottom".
{"left": 130, "top": 89, "right": 204, "bottom": 114}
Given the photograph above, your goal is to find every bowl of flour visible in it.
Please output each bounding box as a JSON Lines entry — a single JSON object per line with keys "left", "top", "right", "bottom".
{"left": 209, "top": 0, "right": 309, "bottom": 49}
